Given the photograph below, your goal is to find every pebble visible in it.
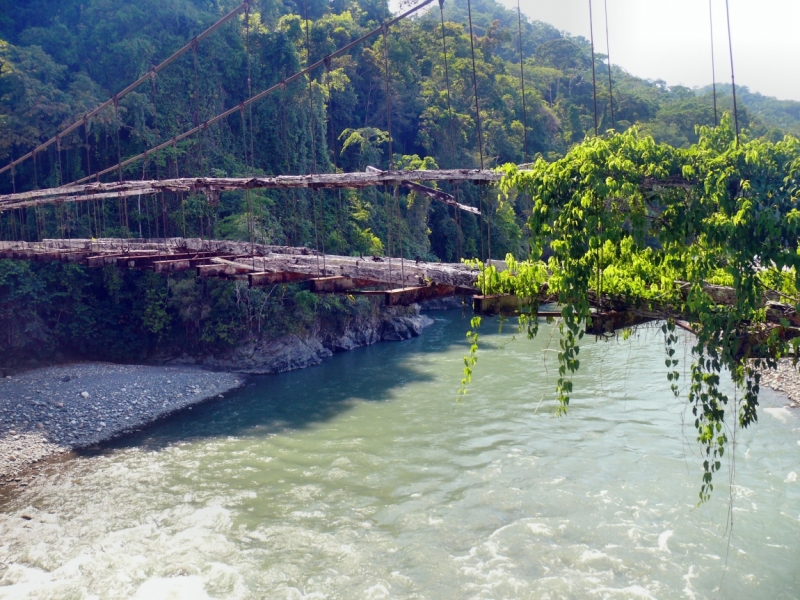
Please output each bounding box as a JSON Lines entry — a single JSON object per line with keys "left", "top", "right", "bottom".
{"left": 0, "top": 363, "right": 246, "bottom": 483}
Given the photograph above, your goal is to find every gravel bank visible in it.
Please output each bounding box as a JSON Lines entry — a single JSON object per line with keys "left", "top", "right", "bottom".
{"left": 757, "top": 359, "right": 800, "bottom": 407}
{"left": 0, "top": 364, "right": 245, "bottom": 483}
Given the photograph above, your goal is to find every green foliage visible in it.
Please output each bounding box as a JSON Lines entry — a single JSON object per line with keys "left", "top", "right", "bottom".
{"left": 462, "top": 116, "right": 800, "bottom": 500}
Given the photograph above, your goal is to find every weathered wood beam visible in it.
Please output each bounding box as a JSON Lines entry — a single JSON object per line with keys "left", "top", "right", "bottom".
{"left": 0, "top": 169, "right": 503, "bottom": 210}
{"left": 0, "top": 238, "right": 481, "bottom": 288}
{"left": 384, "top": 284, "right": 460, "bottom": 306}
{"left": 197, "top": 263, "right": 252, "bottom": 278}
{"left": 249, "top": 271, "right": 314, "bottom": 286}
{"left": 152, "top": 255, "right": 238, "bottom": 273}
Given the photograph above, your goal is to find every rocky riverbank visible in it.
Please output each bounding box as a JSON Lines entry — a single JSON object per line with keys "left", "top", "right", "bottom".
{"left": 757, "top": 359, "right": 800, "bottom": 407}
{"left": 0, "top": 364, "right": 245, "bottom": 484}
{"left": 162, "top": 306, "right": 434, "bottom": 374}
{"left": 0, "top": 306, "right": 435, "bottom": 486}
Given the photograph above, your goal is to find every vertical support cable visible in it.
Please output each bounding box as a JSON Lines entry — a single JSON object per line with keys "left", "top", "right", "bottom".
{"left": 56, "top": 136, "right": 66, "bottom": 238}
{"left": 439, "top": 0, "right": 456, "bottom": 169}
{"left": 603, "top": 0, "right": 614, "bottom": 129}
{"left": 382, "top": 21, "right": 404, "bottom": 287}
{"left": 244, "top": 1, "right": 257, "bottom": 260}
{"left": 303, "top": 0, "right": 322, "bottom": 274}
{"left": 192, "top": 40, "right": 205, "bottom": 174}
{"left": 83, "top": 117, "right": 92, "bottom": 181}
{"left": 516, "top": 0, "right": 529, "bottom": 161}
{"left": 32, "top": 151, "right": 42, "bottom": 241}
{"left": 724, "top": 0, "right": 739, "bottom": 144}
{"left": 382, "top": 24, "right": 394, "bottom": 171}
{"left": 709, "top": 0, "right": 718, "bottom": 126}
{"left": 588, "top": 0, "right": 598, "bottom": 136}
{"left": 56, "top": 136, "right": 63, "bottom": 186}
{"left": 466, "top": 0, "right": 488, "bottom": 264}
{"left": 239, "top": 107, "right": 252, "bottom": 245}
{"left": 439, "top": 0, "right": 462, "bottom": 259}
{"left": 114, "top": 97, "right": 123, "bottom": 182}
{"left": 466, "top": 0, "right": 484, "bottom": 170}
{"left": 281, "top": 82, "right": 298, "bottom": 247}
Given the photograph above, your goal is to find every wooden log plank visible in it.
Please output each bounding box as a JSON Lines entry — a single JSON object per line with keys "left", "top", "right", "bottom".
{"left": 152, "top": 255, "right": 244, "bottom": 273}
{"left": 308, "top": 276, "right": 384, "bottom": 293}
{"left": 384, "top": 284, "right": 458, "bottom": 306}
{"left": 197, "top": 263, "right": 252, "bottom": 278}
{"left": 120, "top": 252, "right": 220, "bottom": 269}
{"left": 249, "top": 271, "right": 314, "bottom": 286}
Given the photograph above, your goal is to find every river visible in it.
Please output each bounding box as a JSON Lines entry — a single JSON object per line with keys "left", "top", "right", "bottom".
{"left": 0, "top": 313, "right": 798, "bottom": 598}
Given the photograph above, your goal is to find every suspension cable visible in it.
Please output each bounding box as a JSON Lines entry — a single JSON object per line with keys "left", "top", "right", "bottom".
{"left": 516, "top": 0, "right": 529, "bottom": 161}
{"left": 68, "top": 0, "right": 438, "bottom": 187}
{"left": 588, "top": 0, "right": 598, "bottom": 136}
{"left": 724, "top": 0, "right": 739, "bottom": 144}
{"left": 603, "top": 0, "right": 614, "bottom": 130}
{"left": 0, "top": 1, "right": 249, "bottom": 178}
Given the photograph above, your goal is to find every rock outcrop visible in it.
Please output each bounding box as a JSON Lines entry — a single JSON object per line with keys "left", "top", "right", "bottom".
{"left": 165, "top": 306, "right": 434, "bottom": 375}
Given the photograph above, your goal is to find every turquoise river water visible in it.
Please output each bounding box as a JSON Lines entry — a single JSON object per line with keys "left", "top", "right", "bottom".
{"left": 0, "top": 313, "right": 798, "bottom": 599}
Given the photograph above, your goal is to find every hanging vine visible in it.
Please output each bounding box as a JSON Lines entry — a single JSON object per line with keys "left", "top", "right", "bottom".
{"left": 462, "top": 116, "right": 800, "bottom": 501}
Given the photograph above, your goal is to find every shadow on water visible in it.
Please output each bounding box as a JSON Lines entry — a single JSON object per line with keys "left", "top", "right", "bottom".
{"left": 77, "top": 311, "right": 494, "bottom": 457}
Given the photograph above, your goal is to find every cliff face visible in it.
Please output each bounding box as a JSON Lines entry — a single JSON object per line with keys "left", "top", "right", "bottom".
{"left": 160, "top": 306, "right": 434, "bottom": 375}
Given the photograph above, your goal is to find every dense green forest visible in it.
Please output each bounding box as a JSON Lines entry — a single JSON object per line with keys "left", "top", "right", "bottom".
{"left": 1, "top": 0, "right": 799, "bottom": 364}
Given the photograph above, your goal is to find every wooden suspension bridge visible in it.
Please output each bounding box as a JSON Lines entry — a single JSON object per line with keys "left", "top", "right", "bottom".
{"left": 0, "top": 0, "right": 755, "bottom": 336}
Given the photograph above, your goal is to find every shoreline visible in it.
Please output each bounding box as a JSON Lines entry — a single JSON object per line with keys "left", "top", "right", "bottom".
{"left": 756, "top": 358, "right": 800, "bottom": 408}
{"left": 6, "top": 314, "right": 796, "bottom": 493}
{"left": 0, "top": 364, "right": 246, "bottom": 486}
{"left": 0, "top": 310, "right": 436, "bottom": 490}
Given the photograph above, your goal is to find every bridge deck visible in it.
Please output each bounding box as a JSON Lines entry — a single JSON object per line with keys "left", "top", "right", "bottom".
{"left": 0, "top": 238, "right": 480, "bottom": 305}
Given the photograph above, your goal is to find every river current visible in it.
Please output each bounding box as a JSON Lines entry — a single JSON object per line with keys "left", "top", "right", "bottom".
{"left": 0, "top": 313, "right": 798, "bottom": 599}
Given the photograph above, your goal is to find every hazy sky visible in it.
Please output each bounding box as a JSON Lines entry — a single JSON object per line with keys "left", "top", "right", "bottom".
{"left": 498, "top": 0, "right": 800, "bottom": 101}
